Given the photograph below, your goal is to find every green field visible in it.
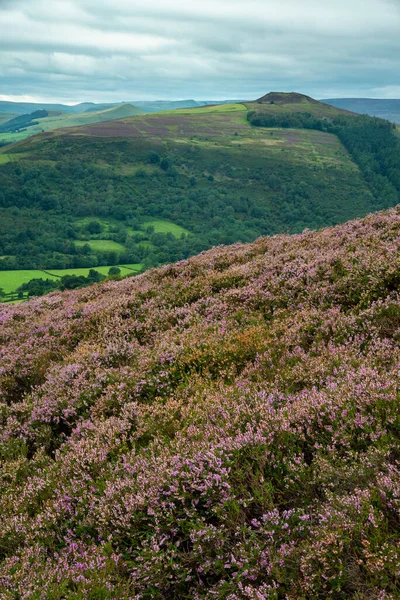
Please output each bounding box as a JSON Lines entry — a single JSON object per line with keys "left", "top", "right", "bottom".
{"left": 74, "top": 239, "right": 126, "bottom": 253}
{"left": 0, "top": 270, "right": 59, "bottom": 294}
{"left": 45, "top": 264, "right": 141, "bottom": 277}
{"left": 143, "top": 220, "right": 191, "bottom": 237}
{"left": 0, "top": 264, "right": 141, "bottom": 297}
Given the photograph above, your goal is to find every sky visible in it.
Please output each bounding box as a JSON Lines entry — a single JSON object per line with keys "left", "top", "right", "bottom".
{"left": 0, "top": 0, "right": 400, "bottom": 104}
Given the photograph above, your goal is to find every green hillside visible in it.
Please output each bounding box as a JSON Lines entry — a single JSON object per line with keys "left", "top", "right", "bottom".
{"left": 0, "top": 104, "right": 144, "bottom": 144}
{"left": 0, "top": 93, "right": 399, "bottom": 297}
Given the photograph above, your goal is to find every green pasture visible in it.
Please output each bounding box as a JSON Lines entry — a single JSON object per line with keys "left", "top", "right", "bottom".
{"left": 0, "top": 270, "right": 59, "bottom": 294}
{"left": 143, "top": 219, "right": 190, "bottom": 237}
{"left": 75, "top": 239, "right": 126, "bottom": 253}
{"left": 75, "top": 217, "right": 190, "bottom": 239}
{"left": 45, "top": 264, "right": 141, "bottom": 277}
{"left": 0, "top": 264, "right": 142, "bottom": 296}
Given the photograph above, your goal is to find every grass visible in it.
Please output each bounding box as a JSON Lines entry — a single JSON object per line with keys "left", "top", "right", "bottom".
{"left": 0, "top": 264, "right": 142, "bottom": 295}
{"left": 0, "top": 270, "right": 59, "bottom": 294}
{"left": 143, "top": 219, "right": 191, "bottom": 237}
{"left": 75, "top": 240, "right": 126, "bottom": 253}
{"left": 172, "top": 103, "right": 247, "bottom": 115}
{"left": 45, "top": 265, "right": 141, "bottom": 277}
{"left": 0, "top": 151, "right": 27, "bottom": 163}
{"left": 75, "top": 217, "right": 191, "bottom": 240}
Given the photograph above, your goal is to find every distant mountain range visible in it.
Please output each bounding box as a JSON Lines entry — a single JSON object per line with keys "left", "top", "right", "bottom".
{"left": 0, "top": 99, "right": 241, "bottom": 116}
{"left": 2, "top": 97, "right": 400, "bottom": 122}
{"left": 322, "top": 98, "right": 400, "bottom": 123}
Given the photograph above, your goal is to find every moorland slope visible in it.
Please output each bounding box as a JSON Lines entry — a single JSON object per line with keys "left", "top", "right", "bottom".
{"left": 0, "top": 208, "right": 399, "bottom": 597}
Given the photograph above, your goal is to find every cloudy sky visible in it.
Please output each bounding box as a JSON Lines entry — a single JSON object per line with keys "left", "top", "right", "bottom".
{"left": 0, "top": 0, "right": 399, "bottom": 104}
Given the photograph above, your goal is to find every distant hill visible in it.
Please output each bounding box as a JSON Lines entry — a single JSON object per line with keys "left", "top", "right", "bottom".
{"left": 0, "top": 110, "right": 48, "bottom": 134}
{"left": 322, "top": 98, "right": 400, "bottom": 123}
{"left": 0, "top": 113, "right": 17, "bottom": 126}
{"left": 256, "top": 91, "right": 320, "bottom": 105}
{"left": 0, "top": 104, "right": 144, "bottom": 144}
{"left": 247, "top": 92, "right": 354, "bottom": 118}
{"left": 0, "top": 98, "right": 236, "bottom": 116}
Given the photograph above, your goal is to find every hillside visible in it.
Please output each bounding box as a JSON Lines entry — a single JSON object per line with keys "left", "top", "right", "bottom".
{"left": 0, "top": 208, "right": 399, "bottom": 597}
{"left": 323, "top": 98, "right": 400, "bottom": 124}
{"left": 0, "top": 99, "right": 382, "bottom": 292}
{"left": 0, "top": 104, "right": 144, "bottom": 144}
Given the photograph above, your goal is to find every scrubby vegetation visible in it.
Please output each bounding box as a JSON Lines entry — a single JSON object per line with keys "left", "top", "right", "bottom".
{"left": 0, "top": 208, "right": 399, "bottom": 598}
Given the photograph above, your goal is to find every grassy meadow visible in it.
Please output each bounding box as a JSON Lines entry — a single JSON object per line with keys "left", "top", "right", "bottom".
{"left": 0, "top": 263, "right": 141, "bottom": 300}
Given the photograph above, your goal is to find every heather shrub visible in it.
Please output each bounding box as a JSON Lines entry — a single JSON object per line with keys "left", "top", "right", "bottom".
{"left": 0, "top": 209, "right": 399, "bottom": 598}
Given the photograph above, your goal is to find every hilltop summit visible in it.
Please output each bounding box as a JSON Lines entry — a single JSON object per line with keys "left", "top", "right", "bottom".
{"left": 247, "top": 91, "right": 355, "bottom": 117}
{"left": 256, "top": 91, "right": 320, "bottom": 105}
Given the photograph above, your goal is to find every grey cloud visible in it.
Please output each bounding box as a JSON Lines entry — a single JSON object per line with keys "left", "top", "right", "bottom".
{"left": 0, "top": 0, "right": 399, "bottom": 103}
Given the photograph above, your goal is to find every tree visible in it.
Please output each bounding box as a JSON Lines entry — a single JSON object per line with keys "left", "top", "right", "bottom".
{"left": 86, "top": 221, "right": 102, "bottom": 234}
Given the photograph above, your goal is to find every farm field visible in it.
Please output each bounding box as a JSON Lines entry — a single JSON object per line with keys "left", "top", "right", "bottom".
{"left": 143, "top": 219, "right": 191, "bottom": 236}
{"left": 0, "top": 270, "right": 59, "bottom": 294}
{"left": 0, "top": 263, "right": 141, "bottom": 297}
{"left": 74, "top": 239, "right": 126, "bottom": 253}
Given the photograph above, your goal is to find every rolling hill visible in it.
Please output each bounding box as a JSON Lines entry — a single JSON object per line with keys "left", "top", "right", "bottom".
{"left": 0, "top": 91, "right": 399, "bottom": 298}
{"left": 0, "top": 97, "right": 376, "bottom": 277}
{"left": 0, "top": 207, "right": 399, "bottom": 597}
{"left": 0, "top": 103, "right": 144, "bottom": 144}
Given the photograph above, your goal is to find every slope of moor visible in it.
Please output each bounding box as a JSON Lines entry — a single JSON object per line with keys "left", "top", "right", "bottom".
{"left": 0, "top": 208, "right": 399, "bottom": 597}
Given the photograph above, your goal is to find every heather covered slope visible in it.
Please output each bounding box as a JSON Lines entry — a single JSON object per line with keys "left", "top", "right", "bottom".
{"left": 1, "top": 210, "right": 400, "bottom": 598}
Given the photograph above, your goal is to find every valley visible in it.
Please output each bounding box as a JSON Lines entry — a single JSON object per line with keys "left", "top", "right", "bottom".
{"left": 2, "top": 93, "right": 392, "bottom": 299}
